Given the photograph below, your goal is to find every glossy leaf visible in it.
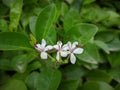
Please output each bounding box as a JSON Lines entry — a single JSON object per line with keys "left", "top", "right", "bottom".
{"left": 58, "top": 65, "right": 85, "bottom": 90}
{"left": 26, "top": 69, "right": 61, "bottom": 90}
{"left": 58, "top": 80, "right": 80, "bottom": 90}
{"left": 63, "top": 9, "right": 81, "bottom": 32}
{"left": 29, "top": 16, "right": 37, "bottom": 35}
{"left": 77, "top": 43, "right": 100, "bottom": 64}
{"left": 0, "top": 19, "right": 8, "bottom": 32}
{"left": 0, "top": 59, "right": 12, "bottom": 70}
{"left": 35, "top": 4, "right": 56, "bottom": 42}
{"left": 94, "top": 40, "right": 110, "bottom": 54}
{"left": 27, "top": 60, "right": 41, "bottom": 72}
{"left": 109, "top": 69, "right": 120, "bottom": 83}
{"left": 25, "top": 72, "right": 40, "bottom": 90}
{"left": 83, "top": 0, "right": 95, "bottom": 5}
{"left": 115, "top": 84, "right": 120, "bottom": 90}
{"left": 86, "top": 70, "right": 112, "bottom": 83}
{"left": 0, "top": 32, "right": 32, "bottom": 50}
{"left": 0, "top": 79, "right": 27, "bottom": 90}
{"left": 61, "top": 65, "right": 86, "bottom": 80}
{"left": 65, "top": 23, "right": 98, "bottom": 44}
{"left": 82, "top": 81, "right": 114, "bottom": 90}
{"left": 2, "top": 0, "right": 13, "bottom": 7}
{"left": 95, "top": 31, "right": 116, "bottom": 43}
{"left": 9, "top": 0, "right": 23, "bottom": 31}
{"left": 46, "top": 25, "right": 56, "bottom": 44}
{"left": 37, "top": 68, "right": 61, "bottom": 90}
{"left": 0, "top": 71, "right": 10, "bottom": 85}
{"left": 11, "top": 54, "right": 28, "bottom": 73}
{"left": 107, "top": 52, "right": 120, "bottom": 67}
{"left": 107, "top": 38, "right": 120, "bottom": 51}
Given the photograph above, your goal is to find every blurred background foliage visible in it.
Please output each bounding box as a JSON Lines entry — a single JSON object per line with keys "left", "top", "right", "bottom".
{"left": 0, "top": 0, "right": 120, "bottom": 90}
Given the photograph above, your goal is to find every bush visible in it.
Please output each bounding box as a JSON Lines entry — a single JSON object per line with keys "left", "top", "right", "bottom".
{"left": 0, "top": 0, "right": 120, "bottom": 90}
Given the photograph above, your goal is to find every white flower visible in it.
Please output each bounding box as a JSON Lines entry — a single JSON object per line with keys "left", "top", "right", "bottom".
{"left": 67, "top": 41, "right": 84, "bottom": 64}
{"left": 53, "top": 41, "right": 69, "bottom": 61}
{"left": 35, "top": 39, "right": 53, "bottom": 59}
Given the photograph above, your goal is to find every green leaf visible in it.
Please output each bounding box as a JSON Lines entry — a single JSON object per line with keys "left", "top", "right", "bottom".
{"left": 107, "top": 52, "right": 120, "bottom": 67}
{"left": 107, "top": 38, "right": 120, "bottom": 51}
{"left": 61, "top": 65, "right": 86, "bottom": 80}
{"left": 0, "top": 19, "right": 8, "bottom": 32}
{"left": 86, "top": 70, "right": 112, "bottom": 83}
{"left": 0, "top": 71, "right": 10, "bottom": 85}
{"left": 0, "top": 59, "right": 12, "bottom": 70}
{"left": 13, "top": 72, "right": 29, "bottom": 81}
{"left": 37, "top": 68, "right": 61, "bottom": 90}
{"left": 9, "top": 0, "right": 23, "bottom": 31}
{"left": 83, "top": 0, "right": 95, "bottom": 5}
{"left": 27, "top": 60, "right": 41, "bottom": 72}
{"left": 109, "top": 69, "right": 120, "bottom": 83}
{"left": 25, "top": 72, "right": 40, "bottom": 90}
{"left": 26, "top": 69, "right": 61, "bottom": 90}
{"left": 46, "top": 25, "right": 56, "bottom": 44}
{"left": 71, "top": 0, "right": 83, "bottom": 11}
{"left": 0, "top": 32, "right": 32, "bottom": 50}
{"left": 29, "top": 16, "right": 37, "bottom": 35}
{"left": 2, "top": 0, "right": 13, "bottom": 7}
{"left": 11, "top": 54, "right": 28, "bottom": 73}
{"left": 115, "top": 84, "right": 120, "bottom": 90}
{"left": 35, "top": 4, "right": 56, "bottom": 42}
{"left": 58, "top": 80, "right": 80, "bottom": 90}
{"left": 82, "top": 81, "right": 114, "bottom": 90}
{"left": 77, "top": 43, "right": 100, "bottom": 64}
{"left": 0, "top": 79, "right": 27, "bottom": 90}
{"left": 81, "top": 5, "right": 109, "bottom": 22}
{"left": 60, "top": 2, "right": 69, "bottom": 16}
{"left": 95, "top": 31, "right": 116, "bottom": 43}
{"left": 94, "top": 40, "right": 110, "bottom": 54}
{"left": 63, "top": 9, "right": 81, "bottom": 32}
{"left": 65, "top": 23, "right": 98, "bottom": 44}
{"left": 58, "top": 65, "right": 86, "bottom": 90}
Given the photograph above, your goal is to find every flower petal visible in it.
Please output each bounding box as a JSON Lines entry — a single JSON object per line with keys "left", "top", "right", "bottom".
{"left": 45, "top": 45, "right": 53, "bottom": 51}
{"left": 67, "top": 41, "right": 72, "bottom": 49}
{"left": 60, "top": 51, "right": 68, "bottom": 57}
{"left": 70, "top": 53, "right": 76, "bottom": 64}
{"left": 36, "top": 44, "right": 41, "bottom": 48}
{"left": 71, "top": 42, "right": 78, "bottom": 49}
{"left": 73, "top": 41, "right": 78, "bottom": 46}
{"left": 56, "top": 52, "right": 60, "bottom": 61}
{"left": 57, "top": 41, "right": 62, "bottom": 48}
{"left": 35, "top": 44, "right": 42, "bottom": 51}
{"left": 41, "top": 39, "right": 46, "bottom": 48}
{"left": 53, "top": 45, "right": 59, "bottom": 50}
{"left": 40, "top": 52, "right": 47, "bottom": 59}
{"left": 62, "top": 44, "right": 69, "bottom": 50}
{"left": 73, "top": 48, "right": 84, "bottom": 54}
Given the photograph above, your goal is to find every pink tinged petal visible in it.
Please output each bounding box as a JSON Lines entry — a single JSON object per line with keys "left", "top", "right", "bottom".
{"left": 71, "top": 42, "right": 78, "bottom": 50}
{"left": 35, "top": 44, "right": 42, "bottom": 51}
{"left": 73, "top": 48, "right": 84, "bottom": 54}
{"left": 45, "top": 45, "right": 53, "bottom": 51}
{"left": 60, "top": 51, "right": 68, "bottom": 57}
{"left": 40, "top": 52, "right": 47, "bottom": 59}
{"left": 73, "top": 42, "right": 78, "bottom": 46}
{"left": 70, "top": 53, "right": 76, "bottom": 64}
{"left": 36, "top": 44, "right": 42, "bottom": 48}
{"left": 56, "top": 52, "right": 60, "bottom": 61}
{"left": 41, "top": 39, "right": 46, "bottom": 48}
{"left": 53, "top": 45, "right": 59, "bottom": 50}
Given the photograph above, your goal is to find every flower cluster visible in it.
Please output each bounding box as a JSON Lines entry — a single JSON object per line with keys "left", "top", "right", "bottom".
{"left": 35, "top": 39, "right": 84, "bottom": 64}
